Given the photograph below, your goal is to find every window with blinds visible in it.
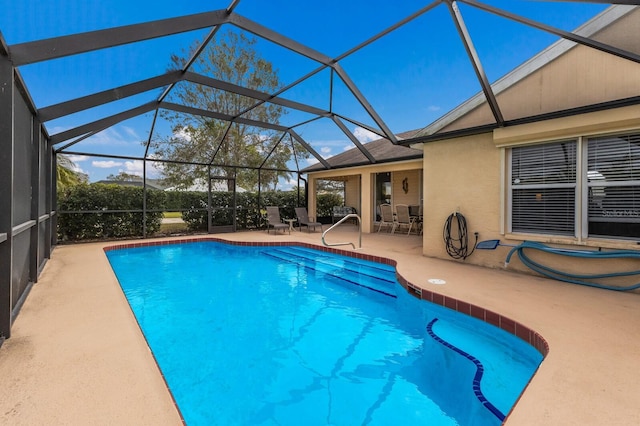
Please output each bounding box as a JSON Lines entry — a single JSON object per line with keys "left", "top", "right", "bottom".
{"left": 587, "top": 133, "right": 640, "bottom": 238}
{"left": 510, "top": 141, "right": 577, "bottom": 236}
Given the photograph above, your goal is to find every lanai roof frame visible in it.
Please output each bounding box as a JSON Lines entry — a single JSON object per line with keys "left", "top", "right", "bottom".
{"left": 3, "top": 1, "right": 639, "bottom": 174}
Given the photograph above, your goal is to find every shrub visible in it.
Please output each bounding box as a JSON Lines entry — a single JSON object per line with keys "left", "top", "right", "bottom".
{"left": 178, "top": 190, "right": 302, "bottom": 231}
{"left": 317, "top": 193, "right": 344, "bottom": 217}
{"left": 57, "top": 184, "right": 165, "bottom": 241}
{"left": 57, "top": 185, "right": 331, "bottom": 239}
{"left": 174, "top": 191, "right": 209, "bottom": 231}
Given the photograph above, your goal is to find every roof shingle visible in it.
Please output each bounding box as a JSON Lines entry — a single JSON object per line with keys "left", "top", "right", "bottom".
{"left": 302, "top": 130, "right": 422, "bottom": 172}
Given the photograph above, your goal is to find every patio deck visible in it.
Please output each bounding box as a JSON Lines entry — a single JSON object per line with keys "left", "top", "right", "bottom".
{"left": 0, "top": 227, "right": 639, "bottom": 425}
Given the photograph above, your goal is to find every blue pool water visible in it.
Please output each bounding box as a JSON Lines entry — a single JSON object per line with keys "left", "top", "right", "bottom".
{"left": 106, "top": 241, "right": 542, "bottom": 426}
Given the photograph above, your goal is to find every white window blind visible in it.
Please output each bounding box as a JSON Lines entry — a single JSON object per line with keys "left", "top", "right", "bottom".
{"left": 587, "top": 133, "right": 640, "bottom": 238}
{"left": 511, "top": 141, "right": 576, "bottom": 235}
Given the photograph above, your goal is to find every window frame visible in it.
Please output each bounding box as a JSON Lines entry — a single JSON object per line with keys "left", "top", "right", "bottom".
{"left": 507, "top": 139, "right": 580, "bottom": 238}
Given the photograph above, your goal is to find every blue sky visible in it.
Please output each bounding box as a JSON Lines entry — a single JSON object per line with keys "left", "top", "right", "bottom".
{"left": 1, "top": 0, "right": 608, "bottom": 184}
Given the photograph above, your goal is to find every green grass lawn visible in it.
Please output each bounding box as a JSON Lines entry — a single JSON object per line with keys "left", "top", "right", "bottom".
{"left": 158, "top": 222, "right": 188, "bottom": 234}
{"left": 162, "top": 211, "right": 183, "bottom": 219}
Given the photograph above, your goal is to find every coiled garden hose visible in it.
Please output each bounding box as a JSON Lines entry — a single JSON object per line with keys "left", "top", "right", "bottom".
{"left": 443, "top": 212, "right": 478, "bottom": 260}
{"left": 505, "top": 241, "right": 640, "bottom": 291}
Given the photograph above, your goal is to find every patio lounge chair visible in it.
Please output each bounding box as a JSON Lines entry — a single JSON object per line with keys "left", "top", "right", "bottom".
{"left": 295, "top": 207, "right": 323, "bottom": 233}
{"left": 377, "top": 203, "right": 395, "bottom": 233}
{"left": 266, "top": 206, "right": 290, "bottom": 234}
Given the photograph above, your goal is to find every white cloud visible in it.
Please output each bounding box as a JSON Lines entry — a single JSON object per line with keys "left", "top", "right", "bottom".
{"left": 71, "top": 165, "right": 85, "bottom": 174}
{"left": 50, "top": 125, "right": 142, "bottom": 148}
{"left": 89, "top": 128, "right": 127, "bottom": 145}
{"left": 285, "top": 178, "right": 298, "bottom": 189}
{"left": 306, "top": 151, "right": 334, "bottom": 166}
{"left": 353, "top": 127, "right": 378, "bottom": 143}
{"left": 146, "top": 154, "right": 165, "bottom": 174}
{"left": 122, "top": 126, "right": 139, "bottom": 139}
{"left": 427, "top": 105, "right": 441, "bottom": 112}
{"left": 274, "top": 177, "right": 300, "bottom": 191}
{"left": 320, "top": 146, "right": 331, "bottom": 154}
{"left": 49, "top": 125, "right": 69, "bottom": 135}
{"left": 92, "top": 160, "right": 123, "bottom": 168}
{"left": 67, "top": 154, "right": 89, "bottom": 163}
{"left": 174, "top": 127, "right": 192, "bottom": 141}
{"left": 81, "top": 127, "right": 144, "bottom": 147}
{"left": 121, "top": 159, "right": 163, "bottom": 178}
{"left": 124, "top": 160, "right": 144, "bottom": 175}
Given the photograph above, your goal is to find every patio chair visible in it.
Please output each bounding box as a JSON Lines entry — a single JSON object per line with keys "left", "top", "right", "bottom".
{"left": 377, "top": 203, "right": 396, "bottom": 233}
{"left": 266, "top": 206, "right": 290, "bottom": 234}
{"left": 295, "top": 207, "right": 323, "bottom": 233}
{"left": 332, "top": 206, "right": 357, "bottom": 224}
{"left": 409, "top": 204, "right": 423, "bottom": 235}
{"left": 394, "top": 204, "right": 416, "bottom": 235}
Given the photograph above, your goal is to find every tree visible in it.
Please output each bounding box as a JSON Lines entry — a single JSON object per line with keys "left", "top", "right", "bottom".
{"left": 106, "top": 172, "right": 141, "bottom": 181}
{"left": 151, "top": 29, "right": 309, "bottom": 191}
{"left": 56, "top": 154, "right": 85, "bottom": 193}
{"left": 317, "top": 179, "right": 345, "bottom": 194}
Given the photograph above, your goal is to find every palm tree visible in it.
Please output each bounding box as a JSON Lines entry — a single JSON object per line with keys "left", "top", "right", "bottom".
{"left": 56, "top": 154, "right": 84, "bottom": 192}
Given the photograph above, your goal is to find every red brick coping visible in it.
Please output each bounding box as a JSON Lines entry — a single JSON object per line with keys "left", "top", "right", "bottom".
{"left": 104, "top": 237, "right": 549, "bottom": 357}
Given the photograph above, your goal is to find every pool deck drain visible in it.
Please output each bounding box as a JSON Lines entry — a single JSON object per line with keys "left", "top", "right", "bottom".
{"left": 0, "top": 228, "right": 639, "bottom": 426}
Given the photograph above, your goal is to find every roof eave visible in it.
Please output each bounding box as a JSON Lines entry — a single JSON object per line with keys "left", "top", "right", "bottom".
{"left": 401, "top": 94, "right": 640, "bottom": 146}
{"left": 302, "top": 153, "right": 423, "bottom": 174}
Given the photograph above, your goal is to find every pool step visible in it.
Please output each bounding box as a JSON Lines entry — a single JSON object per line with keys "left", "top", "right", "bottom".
{"left": 272, "top": 246, "right": 397, "bottom": 284}
{"left": 275, "top": 246, "right": 395, "bottom": 278}
{"left": 265, "top": 247, "right": 397, "bottom": 298}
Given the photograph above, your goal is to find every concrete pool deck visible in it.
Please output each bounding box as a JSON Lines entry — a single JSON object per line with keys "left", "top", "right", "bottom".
{"left": 0, "top": 228, "right": 639, "bottom": 425}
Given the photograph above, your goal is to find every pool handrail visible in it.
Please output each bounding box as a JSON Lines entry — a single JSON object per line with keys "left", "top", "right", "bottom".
{"left": 321, "top": 213, "right": 361, "bottom": 249}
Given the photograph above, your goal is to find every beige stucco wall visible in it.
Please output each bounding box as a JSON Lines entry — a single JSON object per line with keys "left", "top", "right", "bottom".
{"left": 306, "top": 159, "right": 422, "bottom": 233}
{"left": 392, "top": 169, "right": 422, "bottom": 207}
{"left": 422, "top": 133, "right": 504, "bottom": 268}
{"left": 344, "top": 176, "right": 361, "bottom": 212}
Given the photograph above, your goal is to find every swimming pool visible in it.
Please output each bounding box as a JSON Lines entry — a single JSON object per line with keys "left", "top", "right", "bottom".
{"left": 106, "top": 240, "right": 543, "bottom": 425}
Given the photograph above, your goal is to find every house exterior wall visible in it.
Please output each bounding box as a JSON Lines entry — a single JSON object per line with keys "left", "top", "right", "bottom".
{"left": 418, "top": 9, "right": 640, "bottom": 288}
{"left": 422, "top": 105, "right": 640, "bottom": 282}
{"left": 306, "top": 159, "right": 422, "bottom": 233}
{"left": 344, "top": 176, "right": 360, "bottom": 213}
{"left": 392, "top": 169, "right": 421, "bottom": 207}
{"left": 422, "top": 133, "right": 503, "bottom": 267}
